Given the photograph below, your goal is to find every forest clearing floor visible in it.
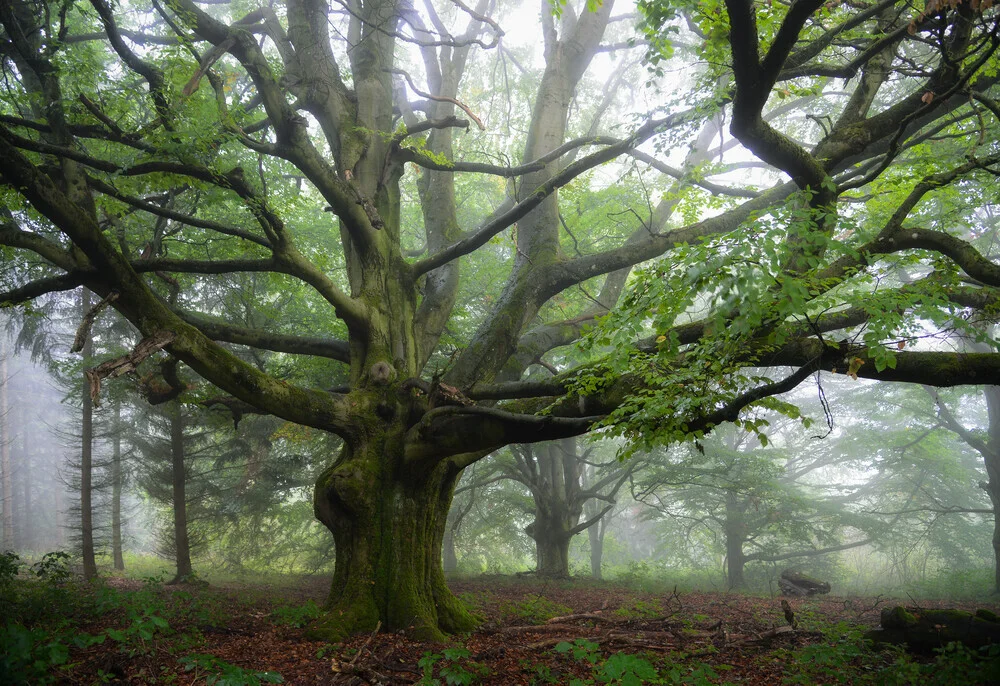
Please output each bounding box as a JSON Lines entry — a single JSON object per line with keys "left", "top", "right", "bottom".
{"left": 6, "top": 571, "right": 1000, "bottom": 685}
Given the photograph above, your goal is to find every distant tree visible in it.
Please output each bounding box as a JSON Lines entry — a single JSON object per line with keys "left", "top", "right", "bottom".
{"left": 78, "top": 289, "right": 98, "bottom": 580}
{"left": 920, "top": 385, "right": 1000, "bottom": 590}
{"left": 110, "top": 398, "right": 125, "bottom": 570}
{"left": 501, "top": 438, "right": 636, "bottom": 578}
{"left": 635, "top": 421, "right": 876, "bottom": 590}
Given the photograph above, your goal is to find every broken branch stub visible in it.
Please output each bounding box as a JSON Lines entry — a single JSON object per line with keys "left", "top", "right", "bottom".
{"left": 84, "top": 330, "right": 175, "bottom": 406}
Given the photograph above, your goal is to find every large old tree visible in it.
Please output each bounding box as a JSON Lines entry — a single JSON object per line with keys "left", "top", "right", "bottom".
{"left": 4, "top": 0, "right": 1000, "bottom": 638}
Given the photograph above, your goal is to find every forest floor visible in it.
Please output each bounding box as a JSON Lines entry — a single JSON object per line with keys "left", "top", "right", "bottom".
{"left": 7, "top": 571, "right": 1000, "bottom": 685}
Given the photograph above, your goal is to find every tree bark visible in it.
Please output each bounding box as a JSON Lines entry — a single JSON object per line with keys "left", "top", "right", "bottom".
{"left": 168, "top": 402, "right": 192, "bottom": 581}
{"left": 80, "top": 288, "right": 98, "bottom": 580}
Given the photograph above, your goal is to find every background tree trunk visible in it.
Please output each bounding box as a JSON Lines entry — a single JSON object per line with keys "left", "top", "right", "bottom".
{"left": 112, "top": 399, "right": 124, "bottom": 571}
{"left": 442, "top": 526, "right": 458, "bottom": 574}
{"left": 80, "top": 288, "right": 98, "bottom": 580}
{"left": 169, "top": 402, "right": 192, "bottom": 582}
{"left": 18, "top": 401, "right": 30, "bottom": 551}
{"left": 1, "top": 333, "right": 12, "bottom": 550}
{"left": 585, "top": 498, "right": 606, "bottom": 579}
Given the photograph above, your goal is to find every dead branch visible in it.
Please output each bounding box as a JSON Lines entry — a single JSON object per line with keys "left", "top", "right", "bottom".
{"left": 545, "top": 613, "right": 612, "bottom": 624}
{"left": 500, "top": 623, "right": 592, "bottom": 634}
{"left": 386, "top": 68, "right": 485, "bottom": 130}
{"left": 84, "top": 330, "right": 175, "bottom": 406}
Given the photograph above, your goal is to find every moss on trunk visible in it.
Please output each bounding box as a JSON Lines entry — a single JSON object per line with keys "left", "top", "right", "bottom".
{"left": 310, "top": 435, "right": 479, "bottom": 641}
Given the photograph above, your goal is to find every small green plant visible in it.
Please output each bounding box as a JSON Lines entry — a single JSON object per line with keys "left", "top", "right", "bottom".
{"left": 595, "top": 652, "right": 660, "bottom": 685}
{"left": 555, "top": 638, "right": 601, "bottom": 666}
{"left": 270, "top": 599, "right": 321, "bottom": 628}
{"left": 0, "top": 550, "right": 21, "bottom": 585}
{"left": 0, "top": 551, "right": 21, "bottom": 617}
{"left": 105, "top": 612, "right": 170, "bottom": 656}
{"left": 180, "top": 653, "right": 284, "bottom": 685}
{"left": 520, "top": 658, "right": 560, "bottom": 684}
{"left": 0, "top": 624, "right": 70, "bottom": 685}
{"left": 615, "top": 560, "right": 653, "bottom": 587}
{"left": 554, "top": 641, "right": 725, "bottom": 685}
{"left": 417, "top": 647, "right": 489, "bottom": 685}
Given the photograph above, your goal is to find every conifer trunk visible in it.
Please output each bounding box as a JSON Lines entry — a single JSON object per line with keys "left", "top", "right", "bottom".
{"left": 169, "top": 403, "right": 192, "bottom": 581}
{"left": 80, "top": 288, "right": 98, "bottom": 580}
{"left": 112, "top": 400, "right": 124, "bottom": 571}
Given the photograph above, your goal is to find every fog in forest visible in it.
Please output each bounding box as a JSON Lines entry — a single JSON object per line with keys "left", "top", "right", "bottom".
{"left": 4, "top": 0, "right": 1000, "bottom": 680}
{"left": 3, "top": 309, "right": 995, "bottom": 596}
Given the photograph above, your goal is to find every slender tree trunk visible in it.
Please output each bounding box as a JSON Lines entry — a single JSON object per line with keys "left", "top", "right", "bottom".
{"left": 111, "top": 400, "right": 124, "bottom": 571}
{"left": 312, "top": 439, "right": 476, "bottom": 641}
{"left": 168, "top": 402, "right": 192, "bottom": 582}
{"left": 80, "top": 289, "right": 98, "bottom": 580}
{"left": 587, "top": 512, "right": 606, "bottom": 580}
{"left": 0, "top": 335, "right": 12, "bottom": 550}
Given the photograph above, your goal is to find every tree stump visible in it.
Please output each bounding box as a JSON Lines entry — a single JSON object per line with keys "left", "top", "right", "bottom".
{"left": 778, "top": 569, "right": 831, "bottom": 596}
{"left": 865, "top": 607, "right": 1000, "bottom": 653}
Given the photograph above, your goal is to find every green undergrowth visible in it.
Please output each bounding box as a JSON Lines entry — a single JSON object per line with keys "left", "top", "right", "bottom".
{"left": 417, "top": 647, "right": 491, "bottom": 685}
{"left": 0, "top": 550, "right": 286, "bottom": 685}
{"left": 498, "top": 593, "right": 573, "bottom": 623}
{"left": 775, "top": 622, "right": 1000, "bottom": 685}
{"left": 549, "top": 639, "right": 731, "bottom": 685}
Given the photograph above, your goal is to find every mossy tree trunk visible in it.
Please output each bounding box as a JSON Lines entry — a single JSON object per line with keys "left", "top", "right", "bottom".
{"left": 312, "top": 435, "right": 477, "bottom": 640}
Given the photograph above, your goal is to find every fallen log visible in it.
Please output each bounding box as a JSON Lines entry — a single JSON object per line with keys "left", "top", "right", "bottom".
{"left": 865, "top": 606, "right": 1000, "bottom": 653}
{"left": 779, "top": 569, "right": 831, "bottom": 596}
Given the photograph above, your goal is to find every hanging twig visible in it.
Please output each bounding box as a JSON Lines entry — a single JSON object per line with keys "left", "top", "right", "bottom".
{"left": 386, "top": 68, "right": 485, "bottom": 130}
